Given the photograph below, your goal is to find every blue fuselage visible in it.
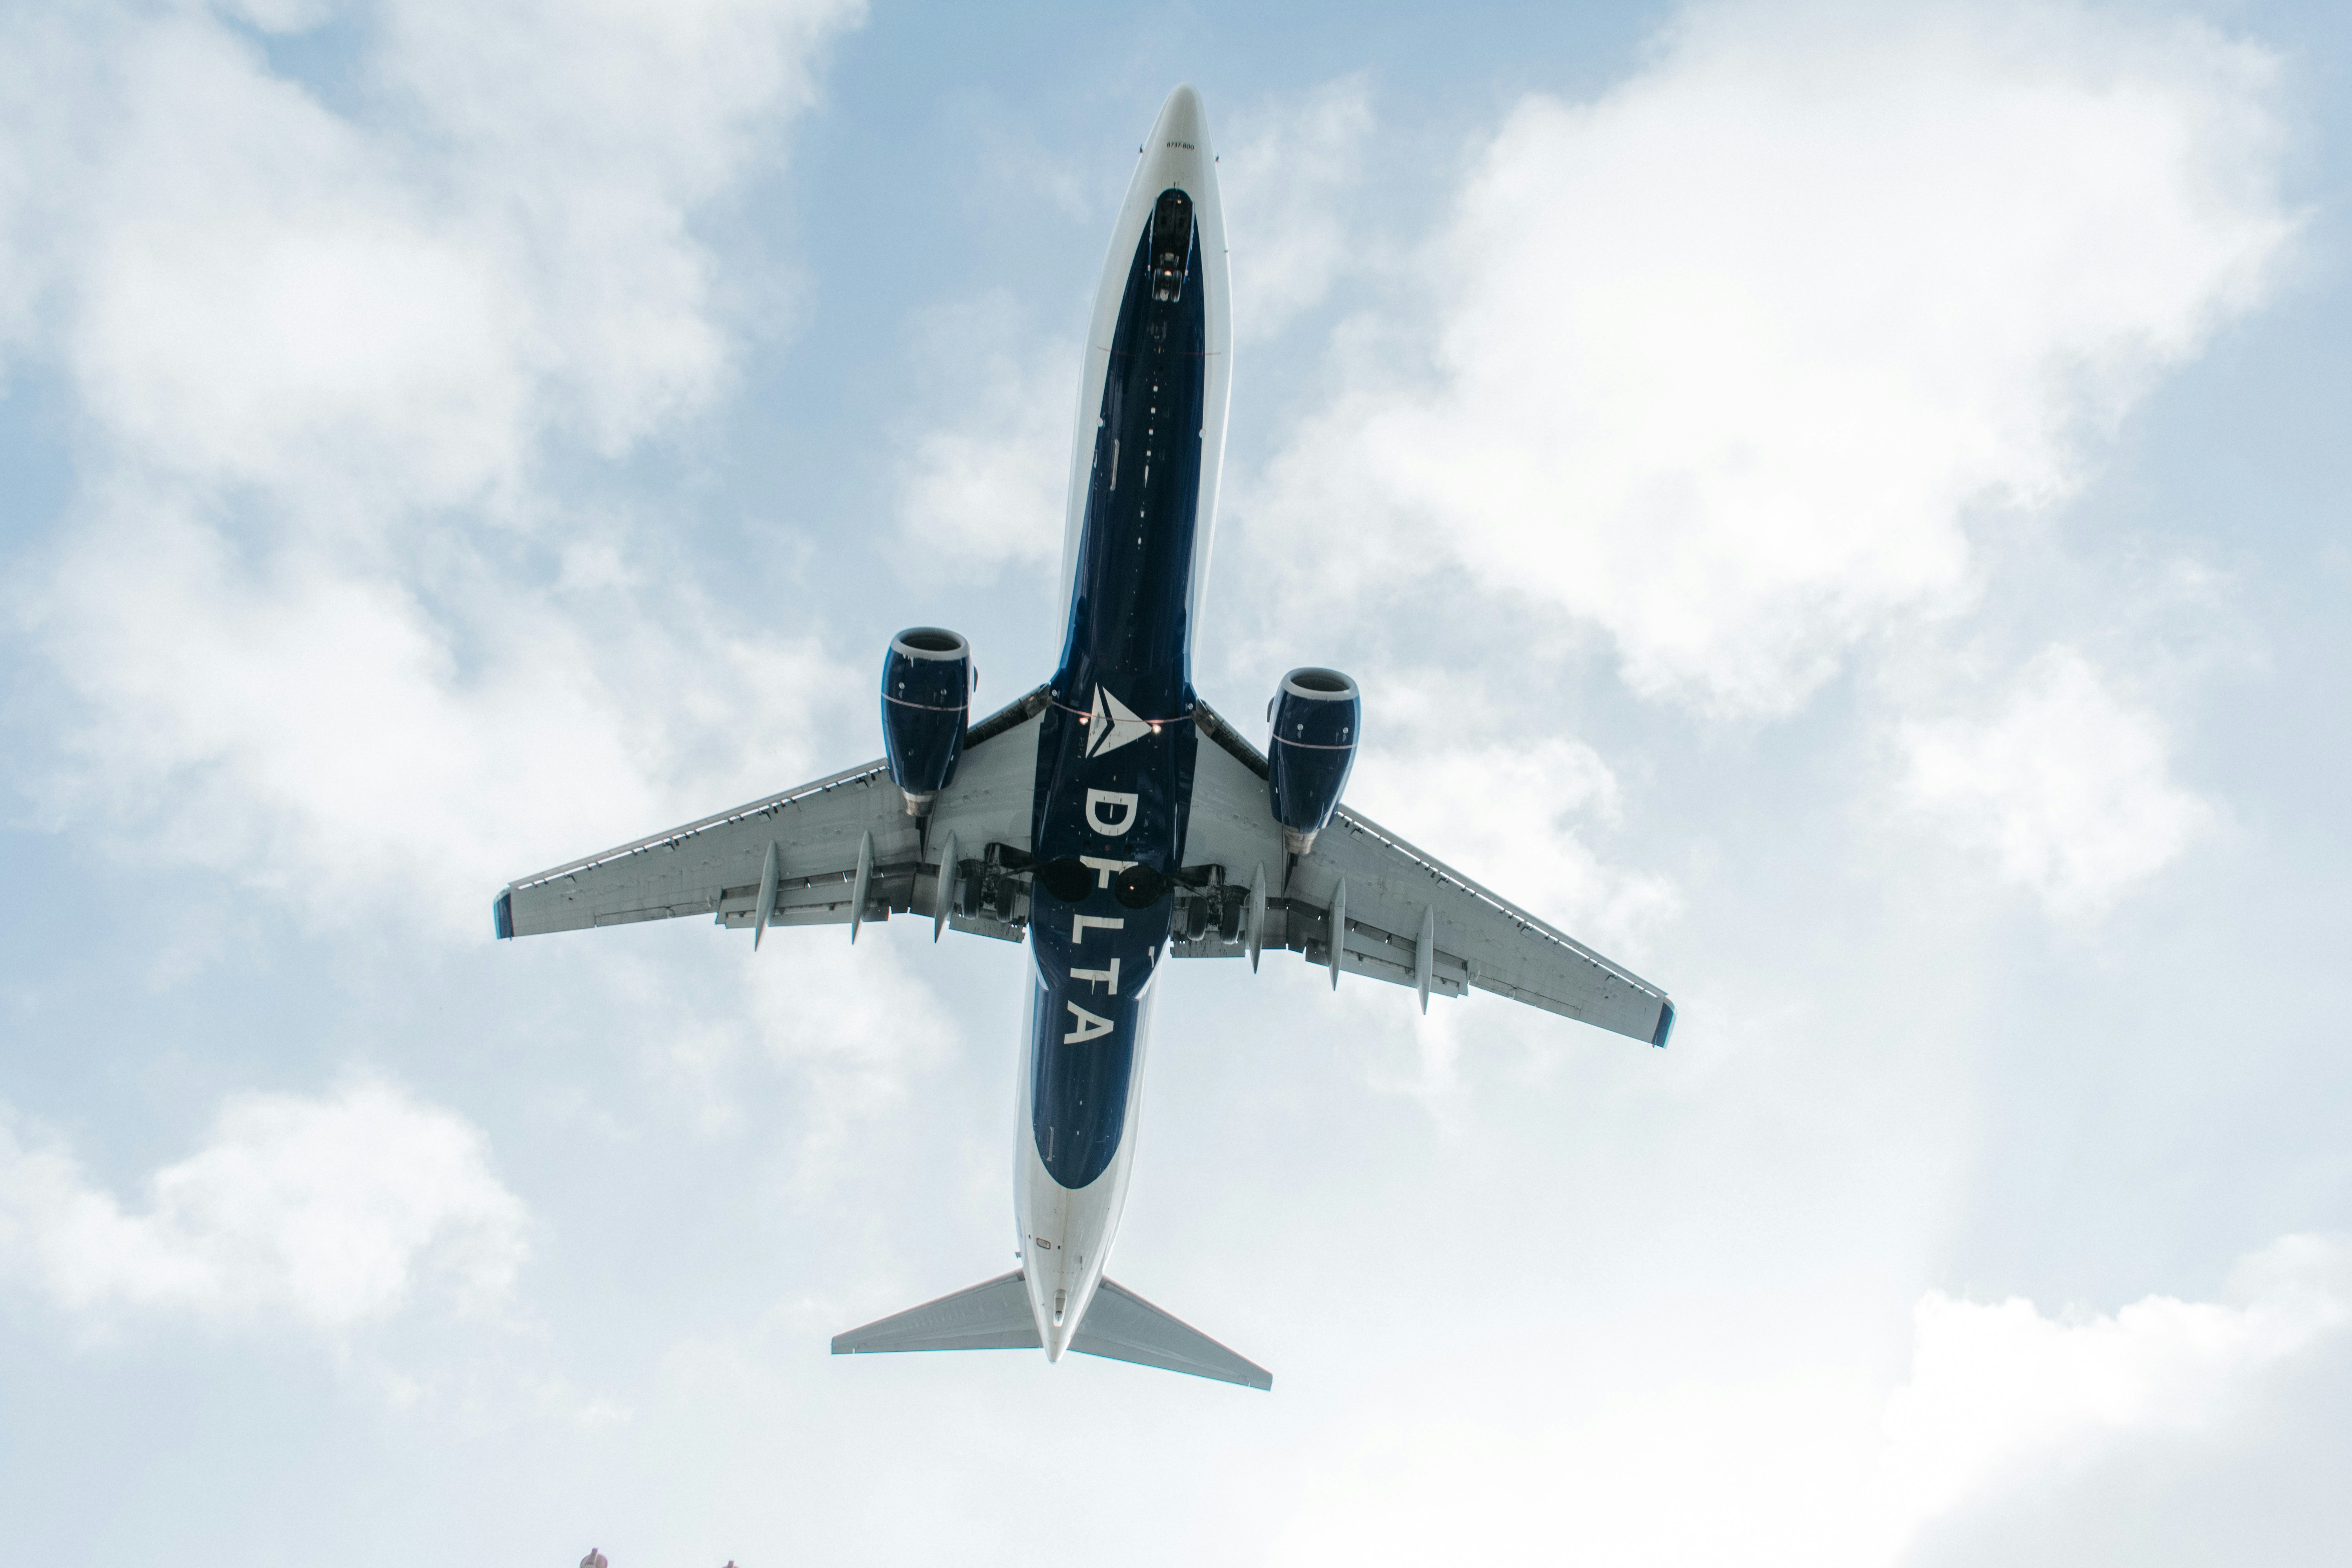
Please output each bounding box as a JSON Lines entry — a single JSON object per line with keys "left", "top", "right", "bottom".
{"left": 1025, "top": 200, "right": 1209, "bottom": 1191}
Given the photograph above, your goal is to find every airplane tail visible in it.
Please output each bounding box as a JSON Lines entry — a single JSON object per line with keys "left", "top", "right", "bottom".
{"left": 831, "top": 1270, "right": 1270, "bottom": 1390}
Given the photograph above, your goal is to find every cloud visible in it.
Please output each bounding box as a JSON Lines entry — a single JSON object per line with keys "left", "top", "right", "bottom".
{"left": 2, "top": 0, "right": 866, "bottom": 935}
{"left": 1245, "top": 2, "right": 2295, "bottom": 716}
{"left": 1303, "top": 690, "right": 1678, "bottom": 1107}
{"left": 1267, "top": 1237, "right": 2352, "bottom": 1568}
{"left": 1218, "top": 76, "right": 1375, "bottom": 341}
{"left": 1347, "top": 729, "right": 1678, "bottom": 959}
{"left": 31, "top": 488, "right": 860, "bottom": 932}
{"left": 62, "top": 26, "right": 530, "bottom": 505}
{"left": 1895, "top": 645, "right": 2214, "bottom": 916}
{"left": 0, "top": 1080, "right": 529, "bottom": 1330}
{"left": 1883, "top": 1234, "right": 2352, "bottom": 1528}
{"left": 892, "top": 294, "right": 1080, "bottom": 576}
{"left": 621, "top": 933, "right": 963, "bottom": 1185}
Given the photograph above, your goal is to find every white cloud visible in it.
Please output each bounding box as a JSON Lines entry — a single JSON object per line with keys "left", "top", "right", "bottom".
{"left": 1896, "top": 645, "right": 2214, "bottom": 916}
{"left": 64, "top": 23, "right": 531, "bottom": 504}
{"left": 618, "top": 934, "right": 962, "bottom": 1185}
{"left": 1267, "top": 1237, "right": 2352, "bottom": 1568}
{"left": 1882, "top": 1234, "right": 2352, "bottom": 1527}
{"left": 30, "top": 488, "right": 860, "bottom": 931}
{"left": 1316, "top": 705, "right": 1677, "bottom": 1107}
{"left": 0, "top": 1080, "right": 529, "bottom": 1330}
{"left": 1272, "top": 1396, "right": 1887, "bottom": 1568}
{"left": 1347, "top": 730, "right": 1677, "bottom": 959}
{"left": 1218, "top": 76, "right": 1375, "bottom": 341}
{"left": 1, "top": 0, "right": 868, "bottom": 935}
{"left": 893, "top": 294, "right": 1080, "bottom": 576}
{"left": 1245, "top": 3, "right": 2294, "bottom": 716}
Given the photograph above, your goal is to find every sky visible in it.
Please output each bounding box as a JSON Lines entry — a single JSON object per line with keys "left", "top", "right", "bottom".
{"left": 2, "top": 0, "right": 2350, "bottom": 1562}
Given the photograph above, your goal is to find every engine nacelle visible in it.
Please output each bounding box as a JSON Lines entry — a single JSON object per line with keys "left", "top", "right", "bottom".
{"left": 1266, "top": 666, "right": 1360, "bottom": 857}
{"left": 881, "top": 627, "right": 973, "bottom": 815}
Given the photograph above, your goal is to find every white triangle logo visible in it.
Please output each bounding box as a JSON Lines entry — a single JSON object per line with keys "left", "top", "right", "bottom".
{"left": 1084, "top": 684, "right": 1154, "bottom": 759}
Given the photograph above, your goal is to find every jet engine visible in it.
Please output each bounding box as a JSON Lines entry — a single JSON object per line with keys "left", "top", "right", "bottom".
{"left": 881, "top": 626, "right": 973, "bottom": 815}
{"left": 1266, "top": 666, "right": 1360, "bottom": 857}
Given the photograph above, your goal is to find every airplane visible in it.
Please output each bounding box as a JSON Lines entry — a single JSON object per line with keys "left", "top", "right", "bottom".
{"left": 494, "top": 84, "right": 1673, "bottom": 1393}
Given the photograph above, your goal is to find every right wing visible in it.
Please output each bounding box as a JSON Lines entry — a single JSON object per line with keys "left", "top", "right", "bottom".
{"left": 495, "top": 686, "right": 1051, "bottom": 944}
{"left": 1179, "top": 700, "right": 1674, "bottom": 1047}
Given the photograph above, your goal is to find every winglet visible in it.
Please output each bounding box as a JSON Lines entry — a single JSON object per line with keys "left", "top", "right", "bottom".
{"left": 1651, "top": 999, "right": 1675, "bottom": 1049}
{"left": 493, "top": 889, "right": 514, "bottom": 940}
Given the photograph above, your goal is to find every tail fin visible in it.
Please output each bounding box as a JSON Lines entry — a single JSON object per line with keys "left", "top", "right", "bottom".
{"left": 831, "top": 1270, "right": 1270, "bottom": 1390}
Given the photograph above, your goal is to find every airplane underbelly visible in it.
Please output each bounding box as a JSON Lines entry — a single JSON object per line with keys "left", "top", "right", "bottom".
{"left": 1016, "top": 982, "right": 1157, "bottom": 1350}
{"left": 1013, "top": 85, "right": 1230, "bottom": 1350}
{"left": 1016, "top": 167, "right": 1213, "bottom": 1195}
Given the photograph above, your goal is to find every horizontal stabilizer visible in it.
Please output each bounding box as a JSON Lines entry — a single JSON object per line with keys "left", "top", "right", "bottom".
{"left": 831, "top": 1270, "right": 1039, "bottom": 1354}
{"left": 1069, "top": 1278, "right": 1271, "bottom": 1390}
{"left": 831, "top": 1271, "right": 1271, "bottom": 1389}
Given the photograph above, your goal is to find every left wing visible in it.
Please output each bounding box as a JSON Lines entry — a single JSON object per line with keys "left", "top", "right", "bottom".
{"left": 495, "top": 686, "right": 1050, "bottom": 944}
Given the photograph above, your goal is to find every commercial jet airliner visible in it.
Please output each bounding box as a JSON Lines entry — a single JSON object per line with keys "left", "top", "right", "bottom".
{"left": 495, "top": 85, "right": 1673, "bottom": 1392}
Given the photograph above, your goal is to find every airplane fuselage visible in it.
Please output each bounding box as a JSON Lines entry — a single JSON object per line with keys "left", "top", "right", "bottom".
{"left": 1016, "top": 87, "right": 1231, "bottom": 1358}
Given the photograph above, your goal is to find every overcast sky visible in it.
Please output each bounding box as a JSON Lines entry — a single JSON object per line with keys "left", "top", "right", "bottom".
{"left": 4, "top": 0, "right": 2350, "bottom": 1562}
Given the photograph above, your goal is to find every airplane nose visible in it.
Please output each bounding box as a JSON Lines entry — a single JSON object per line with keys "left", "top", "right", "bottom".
{"left": 1152, "top": 83, "right": 1208, "bottom": 153}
